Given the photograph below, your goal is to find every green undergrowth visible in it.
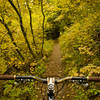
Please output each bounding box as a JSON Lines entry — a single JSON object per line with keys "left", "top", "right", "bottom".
{"left": 59, "top": 2, "right": 100, "bottom": 98}
{"left": 59, "top": 18, "right": 100, "bottom": 99}
{"left": 0, "top": 40, "right": 54, "bottom": 100}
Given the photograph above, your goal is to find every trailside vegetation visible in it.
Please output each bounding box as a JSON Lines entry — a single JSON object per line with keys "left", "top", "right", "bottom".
{"left": 58, "top": 0, "right": 100, "bottom": 99}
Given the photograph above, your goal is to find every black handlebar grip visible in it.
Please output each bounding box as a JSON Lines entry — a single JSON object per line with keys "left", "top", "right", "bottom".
{"left": 88, "top": 77, "right": 100, "bottom": 82}
{"left": 0, "top": 75, "right": 15, "bottom": 80}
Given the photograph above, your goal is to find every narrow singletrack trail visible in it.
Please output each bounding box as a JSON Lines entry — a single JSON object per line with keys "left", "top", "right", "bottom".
{"left": 44, "top": 39, "right": 63, "bottom": 77}
{"left": 41, "top": 39, "right": 75, "bottom": 100}
{"left": 36, "top": 39, "right": 76, "bottom": 100}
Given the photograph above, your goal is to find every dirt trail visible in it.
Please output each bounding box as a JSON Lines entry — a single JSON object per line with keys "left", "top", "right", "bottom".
{"left": 42, "top": 40, "right": 74, "bottom": 100}
{"left": 37, "top": 39, "right": 74, "bottom": 100}
{"left": 44, "top": 39, "right": 77, "bottom": 100}
{"left": 44, "top": 39, "right": 63, "bottom": 77}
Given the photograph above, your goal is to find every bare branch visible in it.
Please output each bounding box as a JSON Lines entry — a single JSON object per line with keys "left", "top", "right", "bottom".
{"left": 8, "top": 0, "right": 35, "bottom": 58}
{"left": 40, "top": 0, "right": 45, "bottom": 57}
{"left": 26, "top": 0, "right": 37, "bottom": 48}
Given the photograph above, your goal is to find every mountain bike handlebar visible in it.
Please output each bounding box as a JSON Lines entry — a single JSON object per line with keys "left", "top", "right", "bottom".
{"left": 0, "top": 75, "right": 100, "bottom": 83}
{"left": 0, "top": 75, "right": 47, "bottom": 83}
{"left": 0, "top": 75, "right": 100, "bottom": 100}
{"left": 56, "top": 76, "right": 100, "bottom": 83}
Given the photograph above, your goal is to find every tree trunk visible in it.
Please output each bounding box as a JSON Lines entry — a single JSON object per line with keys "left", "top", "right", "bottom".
{"left": 26, "top": 0, "right": 36, "bottom": 47}
{"left": 8, "top": 0, "right": 35, "bottom": 58}
{"left": 40, "top": 0, "right": 45, "bottom": 57}
{"left": 0, "top": 19, "right": 25, "bottom": 61}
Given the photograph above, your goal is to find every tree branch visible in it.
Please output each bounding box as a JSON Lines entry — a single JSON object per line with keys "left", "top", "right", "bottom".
{"left": 0, "top": 18, "right": 25, "bottom": 61}
{"left": 26, "top": 0, "right": 37, "bottom": 49}
{"left": 40, "top": 0, "right": 45, "bottom": 57}
{"left": 8, "top": 0, "right": 35, "bottom": 58}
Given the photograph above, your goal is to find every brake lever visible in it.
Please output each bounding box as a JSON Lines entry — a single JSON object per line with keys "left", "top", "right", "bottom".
{"left": 71, "top": 80, "right": 89, "bottom": 87}
{"left": 14, "top": 79, "right": 32, "bottom": 84}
